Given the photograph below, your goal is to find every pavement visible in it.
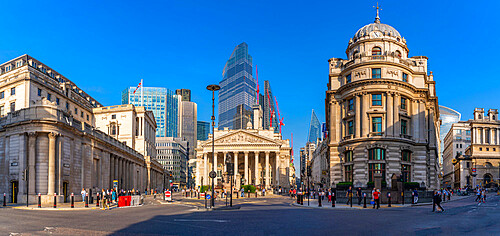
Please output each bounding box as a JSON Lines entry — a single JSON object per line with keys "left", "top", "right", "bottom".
{"left": 0, "top": 192, "right": 499, "bottom": 235}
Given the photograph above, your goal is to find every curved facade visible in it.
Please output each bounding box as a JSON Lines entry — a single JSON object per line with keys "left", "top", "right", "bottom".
{"left": 326, "top": 16, "right": 440, "bottom": 189}
{"left": 439, "top": 105, "right": 461, "bottom": 164}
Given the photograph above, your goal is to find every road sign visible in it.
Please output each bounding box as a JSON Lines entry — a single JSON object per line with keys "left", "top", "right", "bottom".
{"left": 209, "top": 171, "right": 217, "bottom": 178}
{"left": 206, "top": 194, "right": 211, "bottom": 200}
{"left": 472, "top": 168, "right": 476, "bottom": 173}
{"left": 165, "top": 190, "right": 172, "bottom": 201}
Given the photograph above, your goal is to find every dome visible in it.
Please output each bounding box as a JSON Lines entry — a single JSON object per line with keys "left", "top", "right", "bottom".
{"left": 354, "top": 21, "right": 401, "bottom": 39}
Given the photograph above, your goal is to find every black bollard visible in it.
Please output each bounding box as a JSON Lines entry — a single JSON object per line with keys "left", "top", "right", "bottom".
{"left": 71, "top": 193, "right": 74, "bottom": 208}
{"left": 38, "top": 193, "right": 41, "bottom": 208}
{"left": 53, "top": 193, "right": 57, "bottom": 208}
{"left": 318, "top": 193, "right": 322, "bottom": 207}
{"left": 363, "top": 193, "right": 367, "bottom": 208}
{"left": 331, "top": 192, "right": 335, "bottom": 207}
{"left": 96, "top": 193, "right": 100, "bottom": 207}
{"left": 401, "top": 191, "right": 404, "bottom": 205}
{"left": 388, "top": 192, "right": 391, "bottom": 207}
{"left": 198, "top": 191, "right": 200, "bottom": 199}
{"left": 350, "top": 195, "right": 353, "bottom": 208}
{"left": 204, "top": 192, "right": 207, "bottom": 209}
{"left": 3, "top": 193, "right": 5, "bottom": 206}
{"left": 89, "top": 189, "right": 93, "bottom": 204}
{"left": 255, "top": 191, "right": 257, "bottom": 198}
{"left": 85, "top": 193, "right": 89, "bottom": 208}
{"left": 297, "top": 194, "right": 300, "bottom": 204}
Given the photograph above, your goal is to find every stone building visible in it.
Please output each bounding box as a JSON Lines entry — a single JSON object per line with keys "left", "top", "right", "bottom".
{"left": 156, "top": 137, "right": 188, "bottom": 188}
{"left": 325, "top": 14, "right": 440, "bottom": 189}
{"left": 310, "top": 139, "right": 329, "bottom": 188}
{"left": 195, "top": 106, "right": 293, "bottom": 191}
{"left": 455, "top": 108, "right": 500, "bottom": 188}
{"left": 442, "top": 121, "right": 471, "bottom": 188}
{"left": 0, "top": 55, "right": 164, "bottom": 204}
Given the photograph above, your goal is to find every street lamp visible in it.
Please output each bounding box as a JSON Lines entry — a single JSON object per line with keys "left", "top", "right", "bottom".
{"left": 207, "top": 84, "right": 220, "bottom": 208}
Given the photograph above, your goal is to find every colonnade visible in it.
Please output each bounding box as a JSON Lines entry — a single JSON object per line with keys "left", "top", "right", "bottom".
{"left": 472, "top": 127, "right": 500, "bottom": 145}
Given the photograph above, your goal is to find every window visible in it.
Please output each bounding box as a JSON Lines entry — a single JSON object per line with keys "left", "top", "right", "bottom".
{"left": 369, "top": 163, "right": 386, "bottom": 182}
{"left": 353, "top": 51, "right": 359, "bottom": 59}
{"left": 372, "top": 47, "right": 382, "bottom": 55}
{"left": 456, "top": 144, "right": 459, "bottom": 148}
{"left": 460, "top": 144, "right": 463, "bottom": 148}
{"left": 346, "top": 74, "right": 351, "bottom": 83}
{"left": 466, "top": 162, "right": 470, "bottom": 168}
{"left": 401, "top": 97, "right": 407, "bottom": 110}
{"left": 401, "top": 164, "right": 411, "bottom": 182}
{"left": 372, "top": 94, "right": 382, "bottom": 106}
{"left": 345, "top": 151, "right": 353, "bottom": 162}
{"left": 466, "top": 130, "right": 471, "bottom": 135}
{"left": 38, "top": 88, "right": 42, "bottom": 96}
{"left": 369, "top": 148, "right": 385, "bottom": 160}
{"left": 47, "top": 93, "right": 52, "bottom": 101}
{"left": 10, "top": 102, "right": 15, "bottom": 112}
{"left": 345, "top": 165, "right": 353, "bottom": 182}
{"left": 74, "top": 108, "right": 78, "bottom": 114}
{"left": 348, "top": 120, "right": 354, "bottom": 135}
{"left": 402, "top": 150, "right": 411, "bottom": 162}
{"left": 402, "top": 73, "right": 408, "bottom": 82}
{"left": 372, "top": 68, "right": 381, "bottom": 78}
{"left": 348, "top": 99, "right": 354, "bottom": 111}
{"left": 112, "top": 114, "right": 116, "bottom": 119}
{"left": 372, "top": 117, "right": 382, "bottom": 133}
{"left": 401, "top": 119, "right": 408, "bottom": 135}
{"left": 10, "top": 87, "right": 15, "bottom": 95}
{"left": 395, "top": 50, "right": 402, "bottom": 58}
{"left": 86, "top": 114, "right": 89, "bottom": 121}
{"left": 56, "top": 98, "right": 60, "bottom": 105}
{"left": 80, "top": 111, "right": 83, "bottom": 118}
{"left": 0, "top": 106, "right": 4, "bottom": 117}
{"left": 111, "top": 124, "right": 117, "bottom": 135}
{"left": 0, "top": 91, "right": 4, "bottom": 99}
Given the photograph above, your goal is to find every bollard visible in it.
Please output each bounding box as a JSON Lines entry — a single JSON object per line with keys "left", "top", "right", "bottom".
{"left": 388, "top": 192, "right": 391, "bottom": 207}
{"left": 401, "top": 191, "right": 404, "bottom": 205}
{"left": 96, "top": 193, "right": 100, "bottom": 207}
{"left": 318, "top": 193, "right": 322, "bottom": 207}
{"left": 331, "top": 192, "right": 335, "bottom": 207}
{"left": 3, "top": 193, "right": 5, "bottom": 206}
{"left": 38, "top": 193, "right": 41, "bottom": 208}
{"left": 363, "top": 193, "right": 367, "bottom": 208}
{"left": 85, "top": 193, "right": 89, "bottom": 208}
{"left": 297, "top": 194, "right": 300, "bottom": 204}
{"left": 247, "top": 190, "right": 250, "bottom": 198}
{"left": 350, "top": 195, "right": 353, "bottom": 208}
{"left": 198, "top": 191, "right": 200, "bottom": 199}
{"left": 89, "top": 189, "right": 93, "bottom": 204}
{"left": 71, "top": 193, "right": 74, "bottom": 208}
{"left": 255, "top": 191, "right": 257, "bottom": 198}
{"left": 53, "top": 193, "right": 57, "bottom": 208}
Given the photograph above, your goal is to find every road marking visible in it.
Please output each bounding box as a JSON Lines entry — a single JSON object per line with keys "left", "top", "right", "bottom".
{"left": 174, "top": 219, "right": 229, "bottom": 223}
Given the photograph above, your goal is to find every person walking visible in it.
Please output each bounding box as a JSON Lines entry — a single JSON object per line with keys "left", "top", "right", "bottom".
{"left": 373, "top": 189, "right": 380, "bottom": 209}
{"left": 81, "top": 188, "right": 86, "bottom": 203}
{"left": 357, "top": 187, "right": 362, "bottom": 205}
{"left": 432, "top": 190, "right": 444, "bottom": 212}
{"left": 475, "top": 188, "right": 481, "bottom": 202}
{"left": 371, "top": 188, "right": 376, "bottom": 208}
{"left": 413, "top": 189, "right": 419, "bottom": 204}
{"left": 346, "top": 186, "right": 353, "bottom": 206}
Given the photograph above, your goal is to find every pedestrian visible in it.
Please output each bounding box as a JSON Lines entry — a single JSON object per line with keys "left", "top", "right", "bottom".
{"left": 413, "top": 189, "right": 419, "bottom": 204}
{"left": 346, "top": 186, "right": 353, "bottom": 206}
{"left": 373, "top": 189, "right": 380, "bottom": 209}
{"left": 81, "top": 188, "right": 86, "bottom": 203}
{"left": 475, "top": 188, "right": 481, "bottom": 202}
{"left": 371, "top": 188, "right": 376, "bottom": 208}
{"left": 357, "top": 187, "right": 362, "bottom": 205}
{"left": 433, "top": 190, "right": 444, "bottom": 212}
{"left": 328, "top": 190, "right": 332, "bottom": 202}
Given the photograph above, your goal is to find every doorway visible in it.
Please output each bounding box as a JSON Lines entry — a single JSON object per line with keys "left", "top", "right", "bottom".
{"left": 63, "top": 182, "right": 69, "bottom": 203}
{"left": 11, "top": 181, "right": 18, "bottom": 203}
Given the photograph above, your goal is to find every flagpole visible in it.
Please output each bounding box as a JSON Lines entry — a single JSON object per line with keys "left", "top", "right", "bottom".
{"left": 141, "top": 79, "right": 144, "bottom": 106}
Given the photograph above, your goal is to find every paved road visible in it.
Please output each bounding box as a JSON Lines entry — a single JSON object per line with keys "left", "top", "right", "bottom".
{"left": 1, "top": 194, "right": 499, "bottom": 235}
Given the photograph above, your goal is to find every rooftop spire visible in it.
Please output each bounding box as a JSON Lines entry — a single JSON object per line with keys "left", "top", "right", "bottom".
{"left": 373, "top": 2, "right": 381, "bottom": 23}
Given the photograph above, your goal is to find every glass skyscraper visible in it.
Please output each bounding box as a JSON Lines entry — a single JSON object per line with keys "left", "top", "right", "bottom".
{"left": 218, "top": 42, "right": 257, "bottom": 130}
{"left": 439, "top": 105, "right": 461, "bottom": 164}
{"left": 307, "top": 109, "right": 321, "bottom": 143}
{"left": 197, "top": 121, "right": 210, "bottom": 141}
{"left": 263, "top": 80, "right": 279, "bottom": 133}
{"left": 122, "top": 87, "right": 179, "bottom": 137}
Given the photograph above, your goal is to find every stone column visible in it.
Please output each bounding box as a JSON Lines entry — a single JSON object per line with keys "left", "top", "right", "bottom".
{"left": 386, "top": 92, "right": 394, "bottom": 137}
{"left": 27, "top": 132, "right": 37, "bottom": 194}
{"left": 412, "top": 100, "right": 419, "bottom": 140}
{"left": 110, "top": 155, "right": 114, "bottom": 186}
{"left": 275, "top": 153, "right": 279, "bottom": 187}
{"left": 213, "top": 152, "right": 218, "bottom": 179}
{"left": 57, "top": 135, "right": 63, "bottom": 195}
{"left": 223, "top": 151, "right": 228, "bottom": 173}
{"left": 490, "top": 128, "right": 494, "bottom": 144}
{"left": 394, "top": 93, "right": 400, "bottom": 136}
{"left": 362, "top": 93, "right": 369, "bottom": 137}
{"left": 329, "top": 100, "right": 338, "bottom": 142}
{"left": 355, "top": 94, "right": 361, "bottom": 138}
{"left": 234, "top": 153, "right": 238, "bottom": 182}
{"left": 47, "top": 132, "right": 57, "bottom": 195}
{"left": 482, "top": 128, "right": 485, "bottom": 144}
{"left": 203, "top": 153, "right": 208, "bottom": 185}
{"left": 265, "top": 151, "right": 270, "bottom": 189}
{"left": 419, "top": 102, "right": 426, "bottom": 143}
{"left": 244, "top": 151, "right": 249, "bottom": 185}
{"left": 254, "top": 152, "right": 260, "bottom": 186}
{"left": 473, "top": 127, "right": 477, "bottom": 144}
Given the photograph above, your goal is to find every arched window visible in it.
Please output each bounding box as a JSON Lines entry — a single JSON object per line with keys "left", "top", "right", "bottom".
{"left": 353, "top": 50, "right": 359, "bottom": 59}
{"left": 395, "top": 50, "right": 402, "bottom": 58}
{"left": 110, "top": 123, "right": 117, "bottom": 135}
{"left": 369, "top": 148, "right": 385, "bottom": 160}
{"left": 484, "top": 162, "right": 493, "bottom": 168}
{"left": 372, "top": 47, "right": 382, "bottom": 56}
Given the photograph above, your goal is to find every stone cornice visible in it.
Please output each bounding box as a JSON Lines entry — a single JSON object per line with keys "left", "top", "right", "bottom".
{"left": 335, "top": 78, "right": 429, "bottom": 96}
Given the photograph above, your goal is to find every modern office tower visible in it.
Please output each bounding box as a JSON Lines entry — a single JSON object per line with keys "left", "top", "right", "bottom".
{"left": 218, "top": 42, "right": 256, "bottom": 130}
{"left": 178, "top": 97, "right": 197, "bottom": 159}
{"left": 439, "top": 106, "right": 461, "bottom": 165}
{"left": 156, "top": 137, "right": 188, "bottom": 188}
{"left": 122, "top": 86, "right": 179, "bottom": 137}
{"left": 176, "top": 89, "right": 191, "bottom": 102}
{"left": 307, "top": 110, "right": 321, "bottom": 143}
{"left": 262, "top": 80, "right": 279, "bottom": 132}
{"left": 197, "top": 121, "right": 210, "bottom": 141}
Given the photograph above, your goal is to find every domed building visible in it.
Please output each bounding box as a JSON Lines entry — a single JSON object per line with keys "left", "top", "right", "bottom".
{"left": 325, "top": 14, "right": 440, "bottom": 190}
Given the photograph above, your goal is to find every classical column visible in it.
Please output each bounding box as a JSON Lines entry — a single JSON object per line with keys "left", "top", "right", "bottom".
{"left": 419, "top": 102, "right": 426, "bottom": 143}
{"left": 275, "top": 153, "right": 279, "bottom": 187}
{"left": 482, "top": 128, "right": 485, "bottom": 144}
{"left": 386, "top": 92, "right": 394, "bottom": 137}
{"left": 244, "top": 151, "right": 249, "bottom": 185}
{"left": 234, "top": 152, "right": 238, "bottom": 182}
{"left": 110, "top": 155, "right": 114, "bottom": 186}
{"left": 362, "top": 93, "right": 369, "bottom": 137}
{"left": 490, "top": 128, "right": 494, "bottom": 144}
{"left": 223, "top": 151, "right": 228, "bottom": 173}
{"left": 214, "top": 152, "right": 218, "bottom": 179}
{"left": 265, "top": 151, "right": 270, "bottom": 189}
{"left": 355, "top": 94, "right": 361, "bottom": 138}
{"left": 393, "top": 93, "right": 400, "bottom": 136}
{"left": 27, "top": 132, "right": 37, "bottom": 194}
{"left": 204, "top": 153, "right": 208, "bottom": 185}
{"left": 47, "top": 132, "right": 57, "bottom": 195}
{"left": 329, "top": 100, "right": 338, "bottom": 142}
{"left": 254, "top": 152, "right": 260, "bottom": 186}
{"left": 57, "top": 135, "right": 63, "bottom": 196}
{"left": 412, "top": 100, "right": 419, "bottom": 140}
{"left": 473, "top": 127, "right": 477, "bottom": 144}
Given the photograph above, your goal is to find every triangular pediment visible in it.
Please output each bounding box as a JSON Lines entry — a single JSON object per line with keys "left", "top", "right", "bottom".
{"left": 201, "top": 130, "right": 280, "bottom": 147}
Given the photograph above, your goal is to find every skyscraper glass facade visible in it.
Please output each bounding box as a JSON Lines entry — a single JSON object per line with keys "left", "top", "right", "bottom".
{"left": 263, "top": 80, "right": 279, "bottom": 133}
{"left": 197, "top": 121, "right": 210, "bottom": 141}
{"left": 439, "top": 105, "right": 461, "bottom": 164}
{"left": 122, "top": 87, "right": 179, "bottom": 137}
{"left": 307, "top": 109, "right": 321, "bottom": 143}
{"left": 218, "top": 42, "right": 256, "bottom": 130}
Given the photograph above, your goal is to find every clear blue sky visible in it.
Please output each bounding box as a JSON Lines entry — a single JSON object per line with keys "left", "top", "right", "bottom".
{"left": 1, "top": 0, "right": 499, "bottom": 175}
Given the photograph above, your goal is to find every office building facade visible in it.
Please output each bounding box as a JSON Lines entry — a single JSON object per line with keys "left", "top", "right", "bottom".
{"left": 308, "top": 110, "right": 322, "bottom": 143}
{"left": 156, "top": 137, "right": 188, "bottom": 187}
{"left": 442, "top": 121, "right": 471, "bottom": 188}
{"left": 197, "top": 121, "right": 210, "bottom": 141}
{"left": 439, "top": 106, "right": 461, "bottom": 165}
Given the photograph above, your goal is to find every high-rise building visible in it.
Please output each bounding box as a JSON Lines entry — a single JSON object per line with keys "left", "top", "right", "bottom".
{"left": 307, "top": 110, "right": 321, "bottom": 143}
{"left": 156, "top": 137, "right": 188, "bottom": 188}
{"left": 263, "top": 80, "right": 279, "bottom": 132}
{"left": 122, "top": 87, "right": 179, "bottom": 137}
{"left": 439, "top": 105, "right": 461, "bottom": 165}
{"left": 178, "top": 96, "right": 197, "bottom": 159}
{"left": 197, "top": 121, "right": 210, "bottom": 141}
{"left": 218, "top": 42, "right": 256, "bottom": 130}
{"left": 176, "top": 89, "right": 191, "bottom": 102}
{"left": 442, "top": 121, "right": 470, "bottom": 188}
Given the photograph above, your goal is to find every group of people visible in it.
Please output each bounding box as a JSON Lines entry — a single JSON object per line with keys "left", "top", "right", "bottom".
{"left": 79, "top": 188, "right": 145, "bottom": 210}
{"left": 475, "top": 188, "right": 487, "bottom": 204}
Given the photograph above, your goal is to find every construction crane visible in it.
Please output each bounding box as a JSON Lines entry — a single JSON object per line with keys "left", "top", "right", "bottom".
{"left": 274, "top": 96, "right": 285, "bottom": 134}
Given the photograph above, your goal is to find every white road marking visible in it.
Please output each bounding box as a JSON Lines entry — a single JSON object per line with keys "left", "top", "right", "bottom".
{"left": 174, "top": 219, "right": 229, "bottom": 223}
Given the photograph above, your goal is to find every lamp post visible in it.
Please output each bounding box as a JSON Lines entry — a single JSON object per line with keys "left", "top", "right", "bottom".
{"left": 207, "top": 84, "right": 220, "bottom": 208}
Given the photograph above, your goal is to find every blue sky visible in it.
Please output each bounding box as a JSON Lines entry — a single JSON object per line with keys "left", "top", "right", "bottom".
{"left": 1, "top": 0, "right": 499, "bottom": 175}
